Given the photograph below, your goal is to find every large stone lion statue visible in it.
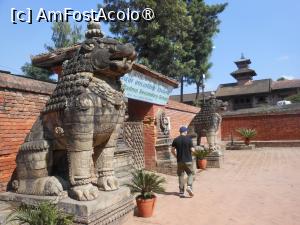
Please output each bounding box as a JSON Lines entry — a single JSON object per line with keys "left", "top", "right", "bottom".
{"left": 12, "top": 22, "right": 136, "bottom": 201}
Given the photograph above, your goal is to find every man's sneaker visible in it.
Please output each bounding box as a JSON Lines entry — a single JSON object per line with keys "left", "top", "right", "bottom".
{"left": 179, "top": 192, "right": 185, "bottom": 198}
{"left": 186, "top": 186, "right": 194, "bottom": 197}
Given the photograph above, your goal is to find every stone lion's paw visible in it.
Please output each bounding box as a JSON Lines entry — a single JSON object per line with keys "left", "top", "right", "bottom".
{"left": 97, "top": 176, "right": 119, "bottom": 191}
{"left": 44, "top": 176, "right": 64, "bottom": 196}
{"left": 70, "top": 184, "right": 99, "bottom": 201}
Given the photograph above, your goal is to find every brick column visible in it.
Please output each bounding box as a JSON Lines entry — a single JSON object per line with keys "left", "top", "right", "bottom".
{"left": 128, "top": 99, "right": 164, "bottom": 170}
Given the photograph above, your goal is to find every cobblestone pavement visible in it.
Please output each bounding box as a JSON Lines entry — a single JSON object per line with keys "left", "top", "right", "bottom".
{"left": 124, "top": 147, "right": 300, "bottom": 225}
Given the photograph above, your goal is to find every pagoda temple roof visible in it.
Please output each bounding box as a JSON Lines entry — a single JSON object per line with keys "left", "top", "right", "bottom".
{"left": 216, "top": 79, "right": 272, "bottom": 97}
{"left": 234, "top": 58, "right": 251, "bottom": 65}
{"left": 231, "top": 68, "right": 257, "bottom": 76}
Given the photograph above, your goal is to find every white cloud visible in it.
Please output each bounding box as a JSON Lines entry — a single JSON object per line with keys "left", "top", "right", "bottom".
{"left": 276, "top": 55, "right": 289, "bottom": 61}
{"left": 281, "top": 75, "right": 295, "bottom": 80}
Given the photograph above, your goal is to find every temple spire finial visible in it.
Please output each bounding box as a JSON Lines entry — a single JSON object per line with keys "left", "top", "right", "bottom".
{"left": 241, "top": 53, "right": 245, "bottom": 59}
{"left": 85, "top": 20, "right": 104, "bottom": 39}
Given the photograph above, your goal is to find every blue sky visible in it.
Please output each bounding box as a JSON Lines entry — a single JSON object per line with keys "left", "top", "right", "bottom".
{"left": 0, "top": 0, "right": 299, "bottom": 94}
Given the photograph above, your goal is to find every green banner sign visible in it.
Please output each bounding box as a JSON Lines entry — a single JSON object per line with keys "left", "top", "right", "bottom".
{"left": 121, "top": 70, "right": 174, "bottom": 105}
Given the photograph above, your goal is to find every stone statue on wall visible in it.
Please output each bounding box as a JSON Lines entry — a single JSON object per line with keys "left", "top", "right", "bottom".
{"left": 190, "top": 92, "right": 227, "bottom": 150}
{"left": 156, "top": 110, "right": 170, "bottom": 136}
{"left": 12, "top": 21, "right": 136, "bottom": 201}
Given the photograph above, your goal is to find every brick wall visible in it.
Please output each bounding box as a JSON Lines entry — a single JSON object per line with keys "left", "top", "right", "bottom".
{"left": 128, "top": 99, "right": 200, "bottom": 169}
{"left": 166, "top": 100, "right": 200, "bottom": 139}
{"left": 222, "top": 110, "right": 300, "bottom": 141}
{"left": 0, "top": 73, "right": 55, "bottom": 191}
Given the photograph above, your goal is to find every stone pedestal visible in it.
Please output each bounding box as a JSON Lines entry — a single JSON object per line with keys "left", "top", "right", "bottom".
{"left": 206, "top": 155, "right": 221, "bottom": 168}
{"left": 155, "top": 159, "right": 178, "bottom": 176}
{"left": 206, "top": 150, "right": 223, "bottom": 168}
{"left": 155, "top": 136, "right": 177, "bottom": 175}
{"left": 0, "top": 187, "right": 134, "bottom": 225}
{"left": 114, "top": 138, "right": 134, "bottom": 186}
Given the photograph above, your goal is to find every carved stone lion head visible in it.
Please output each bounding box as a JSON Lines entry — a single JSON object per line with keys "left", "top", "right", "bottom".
{"left": 62, "top": 21, "right": 137, "bottom": 78}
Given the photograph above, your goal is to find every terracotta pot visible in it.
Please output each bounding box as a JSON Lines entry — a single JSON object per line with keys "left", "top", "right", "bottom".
{"left": 197, "top": 159, "right": 207, "bottom": 170}
{"left": 244, "top": 138, "right": 250, "bottom": 145}
{"left": 136, "top": 195, "right": 156, "bottom": 217}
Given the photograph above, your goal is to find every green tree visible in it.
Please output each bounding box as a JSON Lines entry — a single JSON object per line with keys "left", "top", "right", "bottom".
{"left": 277, "top": 77, "right": 287, "bottom": 81}
{"left": 45, "top": 21, "right": 83, "bottom": 51}
{"left": 186, "top": 0, "right": 227, "bottom": 102}
{"left": 286, "top": 93, "right": 300, "bottom": 103}
{"left": 21, "top": 62, "right": 54, "bottom": 82}
{"left": 187, "top": 59, "right": 212, "bottom": 102}
{"left": 99, "top": 0, "right": 226, "bottom": 102}
{"left": 99, "top": 0, "right": 195, "bottom": 78}
{"left": 23, "top": 21, "right": 83, "bottom": 82}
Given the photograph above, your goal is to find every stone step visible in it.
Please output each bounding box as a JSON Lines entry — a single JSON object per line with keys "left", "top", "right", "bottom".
{"left": 0, "top": 201, "right": 15, "bottom": 224}
{"left": 228, "top": 140, "right": 300, "bottom": 147}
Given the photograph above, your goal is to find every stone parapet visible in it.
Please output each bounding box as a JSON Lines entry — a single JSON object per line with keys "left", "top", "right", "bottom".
{"left": 0, "top": 187, "right": 134, "bottom": 225}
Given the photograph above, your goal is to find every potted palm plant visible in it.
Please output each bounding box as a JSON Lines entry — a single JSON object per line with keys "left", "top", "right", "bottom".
{"left": 236, "top": 128, "right": 257, "bottom": 145}
{"left": 126, "top": 170, "right": 166, "bottom": 218}
{"left": 193, "top": 149, "right": 212, "bottom": 170}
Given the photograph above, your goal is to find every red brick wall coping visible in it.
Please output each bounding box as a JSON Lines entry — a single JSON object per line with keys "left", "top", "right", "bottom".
{"left": 166, "top": 100, "right": 200, "bottom": 114}
{"left": 222, "top": 104, "right": 300, "bottom": 118}
{"left": 0, "top": 72, "right": 56, "bottom": 95}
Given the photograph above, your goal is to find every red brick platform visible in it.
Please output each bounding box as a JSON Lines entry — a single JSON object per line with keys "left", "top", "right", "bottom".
{"left": 124, "top": 147, "right": 300, "bottom": 225}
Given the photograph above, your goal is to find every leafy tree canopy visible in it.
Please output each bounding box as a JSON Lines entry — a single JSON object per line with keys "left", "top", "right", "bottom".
{"left": 186, "top": 0, "right": 227, "bottom": 100}
{"left": 277, "top": 77, "right": 288, "bottom": 81}
{"left": 99, "top": 0, "right": 227, "bottom": 101}
{"left": 286, "top": 93, "right": 300, "bottom": 103}
{"left": 100, "top": 0, "right": 194, "bottom": 80}
{"left": 21, "top": 62, "right": 54, "bottom": 82}
{"left": 45, "top": 21, "right": 83, "bottom": 51}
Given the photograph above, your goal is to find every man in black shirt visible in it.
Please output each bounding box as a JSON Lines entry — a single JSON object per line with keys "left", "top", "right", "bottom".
{"left": 171, "top": 126, "right": 195, "bottom": 197}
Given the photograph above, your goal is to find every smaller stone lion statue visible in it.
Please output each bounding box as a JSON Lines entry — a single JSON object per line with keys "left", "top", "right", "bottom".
{"left": 189, "top": 92, "right": 227, "bottom": 150}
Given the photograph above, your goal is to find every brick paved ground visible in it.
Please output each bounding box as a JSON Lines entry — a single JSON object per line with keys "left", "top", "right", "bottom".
{"left": 124, "top": 147, "right": 300, "bottom": 225}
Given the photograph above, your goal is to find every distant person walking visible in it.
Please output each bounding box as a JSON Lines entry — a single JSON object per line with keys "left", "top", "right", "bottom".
{"left": 171, "top": 126, "right": 195, "bottom": 197}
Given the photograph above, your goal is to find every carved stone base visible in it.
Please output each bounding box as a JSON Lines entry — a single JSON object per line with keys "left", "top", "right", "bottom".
{"left": 155, "top": 139, "right": 176, "bottom": 176}
{"left": 0, "top": 187, "right": 134, "bottom": 225}
{"left": 206, "top": 156, "right": 221, "bottom": 168}
{"left": 155, "top": 159, "right": 178, "bottom": 176}
{"left": 156, "top": 158, "right": 198, "bottom": 176}
{"left": 206, "top": 151, "right": 223, "bottom": 168}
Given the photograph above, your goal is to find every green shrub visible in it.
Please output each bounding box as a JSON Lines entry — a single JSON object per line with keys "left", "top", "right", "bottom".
{"left": 193, "top": 149, "right": 211, "bottom": 159}
{"left": 5, "top": 201, "right": 73, "bottom": 225}
{"left": 236, "top": 128, "right": 257, "bottom": 139}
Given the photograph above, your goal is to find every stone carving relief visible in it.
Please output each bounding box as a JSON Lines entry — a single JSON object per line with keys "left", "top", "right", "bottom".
{"left": 156, "top": 110, "right": 170, "bottom": 136}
